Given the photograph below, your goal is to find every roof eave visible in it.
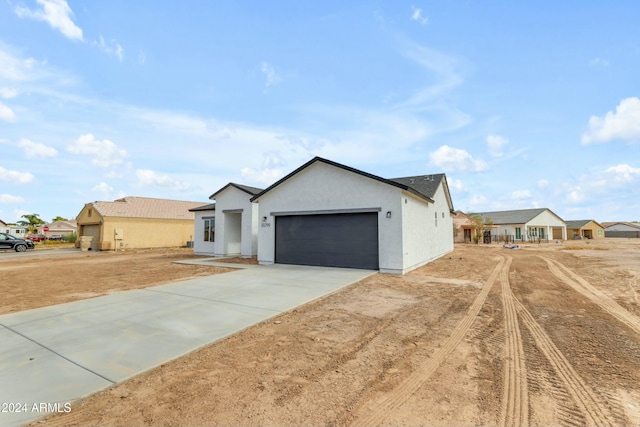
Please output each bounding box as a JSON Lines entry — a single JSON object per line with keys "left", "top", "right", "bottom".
{"left": 250, "top": 156, "right": 412, "bottom": 202}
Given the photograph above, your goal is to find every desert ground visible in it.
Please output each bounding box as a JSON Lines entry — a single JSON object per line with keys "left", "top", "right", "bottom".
{"left": 2, "top": 239, "right": 639, "bottom": 426}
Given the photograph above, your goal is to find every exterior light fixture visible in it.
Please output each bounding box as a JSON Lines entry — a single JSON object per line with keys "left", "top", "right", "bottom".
{"left": 262, "top": 216, "right": 268, "bottom": 222}
{"left": 386, "top": 211, "right": 392, "bottom": 218}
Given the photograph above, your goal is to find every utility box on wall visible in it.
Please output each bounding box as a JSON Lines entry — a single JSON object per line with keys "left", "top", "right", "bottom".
{"left": 114, "top": 228, "right": 124, "bottom": 240}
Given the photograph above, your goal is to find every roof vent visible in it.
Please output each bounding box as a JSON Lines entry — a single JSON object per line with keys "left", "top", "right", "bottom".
{"left": 409, "top": 178, "right": 415, "bottom": 184}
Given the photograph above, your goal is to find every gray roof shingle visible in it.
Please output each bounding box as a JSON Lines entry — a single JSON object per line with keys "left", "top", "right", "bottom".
{"left": 391, "top": 174, "right": 446, "bottom": 200}
{"left": 475, "top": 208, "right": 551, "bottom": 225}
{"left": 209, "top": 182, "right": 264, "bottom": 200}
{"left": 565, "top": 220, "right": 593, "bottom": 229}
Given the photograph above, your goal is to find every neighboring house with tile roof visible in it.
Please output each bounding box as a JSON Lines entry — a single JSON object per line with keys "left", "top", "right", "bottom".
{"left": 565, "top": 219, "right": 605, "bottom": 240}
{"left": 76, "top": 197, "right": 208, "bottom": 251}
{"left": 603, "top": 221, "right": 640, "bottom": 238}
{"left": 475, "top": 208, "right": 567, "bottom": 242}
{"left": 36, "top": 220, "right": 78, "bottom": 239}
{"left": 247, "top": 156, "right": 454, "bottom": 274}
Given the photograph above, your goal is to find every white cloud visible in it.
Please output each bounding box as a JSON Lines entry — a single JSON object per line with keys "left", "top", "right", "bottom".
{"left": 0, "top": 87, "right": 18, "bottom": 99}
{"left": 487, "top": 134, "right": 508, "bottom": 157}
{"left": 0, "top": 194, "right": 25, "bottom": 204}
{"left": 135, "top": 169, "right": 191, "bottom": 191}
{"left": 240, "top": 167, "right": 283, "bottom": 186}
{"left": 582, "top": 97, "right": 640, "bottom": 144}
{"left": 90, "top": 182, "right": 125, "bottom": 200}
{"left": 18, "top": 138, "right": 58, "bottom": 158}
{"left": 0, "top": 166, "right": 35, "bottom": 184}
{"left": 138, "top": 50, "right": 146, "bottom": 65}
{"left": 395, "top": 43, "right": 465, "bottom": 110}
{"left": 0, "top": 102, "right": 16, "bottom": 122}
{"left": 14, "top": 0, "right": 83, "bottom": 41}
{"left": 448, "top": 178, "right": 466, "bottom": 193}
{"left": 260, "top": 61, "right": 282, "bottom": 90}
{"left": 605, "top": 164, "right": 640, "bottom": 183}
{"left": 537, "top": 179, "right": 549, "bottom": 188}
{"left": 566, "top": 187, "right": 585, "bottom": 204}
{"left": 429, "top": 145, "right": 488, "bottom": 173}
{"left": 92, "top": 182, "right": 113, "bottom": 194}
{"left": 411, "top": 7, "right": 429, "bottom": 25}
{"left": 0, "top": 43, "right": 49, "bottom": 82}
{"left": 67, "top": 134, "right": 127, "bottom": 167}
{"left": 93, "top": 36, "right": 124, "bottom": 62}
{"left": 468, "top": 195, "right": 488, "bottom": 206}
{"left": 511, "top": 190, "right": 531, "bottom": 200}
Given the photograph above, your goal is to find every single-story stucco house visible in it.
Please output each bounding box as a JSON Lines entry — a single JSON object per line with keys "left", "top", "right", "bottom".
{"left": 602, "top": 222, "right": 640, "bottom": 238}
{"left": 76, "top": 196, "right": 208, "bottom": 251}
{"left": 1, "top": 219, "right": 28, "bottom": 236}
{"left": 475, "top": 208, "right": 567, "bottom": 242}
{"left": 565, "top": 220, "right": 605, "bottom": 240}
{"left": 453, "top": 211, "right": 485, "bottom": 243}
{"left": 195, "top": 156, "right": 455, "bottom": 274}
{"left": 37, "top": 220, "right": 78, "bottom": 239}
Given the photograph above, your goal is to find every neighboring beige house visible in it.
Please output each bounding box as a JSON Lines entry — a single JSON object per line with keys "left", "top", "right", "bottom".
{"left": 37, "top": 220, "right": 78, "bottom": 238}
{"left": 566, "top": 220, "right": 605, "bottom": 240}
{"left": 76, "top": 196, "right": 208, "bottom": 251}
{"left": 453, "top": 211, "right": 478, "bottom": 243}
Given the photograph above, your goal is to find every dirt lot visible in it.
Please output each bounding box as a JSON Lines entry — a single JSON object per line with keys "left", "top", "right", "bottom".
{"left": 2, "top": 240, "right": 639, "bottom": 426}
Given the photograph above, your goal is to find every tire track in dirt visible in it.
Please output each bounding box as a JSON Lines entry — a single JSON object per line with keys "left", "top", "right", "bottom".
{"left": 499, "top": 256, "right": 529, "bottom": 427}
{"left": 541, "top": 256, "right": 640, "bottom": 336}
{"left": 349, "top": 256, "right": 506, "bottom": 426}
{"left": 513, "top": 295, "right": 615, "bottom": 427}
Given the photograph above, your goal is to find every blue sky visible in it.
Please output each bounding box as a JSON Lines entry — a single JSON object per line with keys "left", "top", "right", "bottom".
{"left": 1, "top": 1, "right": 639, "bottom": 225}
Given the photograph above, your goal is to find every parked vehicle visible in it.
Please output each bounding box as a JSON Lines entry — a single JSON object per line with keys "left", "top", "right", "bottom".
{"left": 26, "top": 234, "right": 47, "bottom": 242}
{"left": 48, "top": 234, "right": 65, "bottom": 241}
{"left": 0, "top": 232, "right": 36, "bottom": 252}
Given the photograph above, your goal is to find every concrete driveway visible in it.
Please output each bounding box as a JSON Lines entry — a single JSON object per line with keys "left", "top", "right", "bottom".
{"left": 0, "top": 262, "right": 374, "bottom": 426}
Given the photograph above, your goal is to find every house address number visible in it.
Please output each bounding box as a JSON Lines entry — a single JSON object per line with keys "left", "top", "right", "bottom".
{"left": 261, "top": 222, "right": 271, "bottom": 227}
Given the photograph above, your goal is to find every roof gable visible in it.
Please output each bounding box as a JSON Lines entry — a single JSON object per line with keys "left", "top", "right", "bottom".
{"left": 250, "top": 156, "right": 446, "bottom": 204}
{"left": 89, "top": 197, "right": 208, "bottom": 220}
{"left": 209, "top": 182, "right": 263, "bottom": 200}
{"left": 603, "top": 221, "right": 640, "bottom": 230}
{"left": 566, "top": 219, "right": 603, "bottom": 229}
{"left": 475, "top": 208, "right": 563, "bottom": 225}
{"left": 189, "top": 203, "right": 216, "bottom": 212}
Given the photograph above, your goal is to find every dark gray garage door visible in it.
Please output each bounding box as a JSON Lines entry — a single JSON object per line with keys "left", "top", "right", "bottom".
{"left": 275, "top": 213, "right": 379, "bottom": 270}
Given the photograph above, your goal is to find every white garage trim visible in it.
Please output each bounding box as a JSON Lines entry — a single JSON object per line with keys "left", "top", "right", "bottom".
{"left": 270, "top": 207, "right": 382, "bottom": 216}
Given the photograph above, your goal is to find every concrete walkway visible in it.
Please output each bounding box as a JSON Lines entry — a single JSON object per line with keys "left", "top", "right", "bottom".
{"left": 0, "top": 263, "right": 374, "bottom": 426}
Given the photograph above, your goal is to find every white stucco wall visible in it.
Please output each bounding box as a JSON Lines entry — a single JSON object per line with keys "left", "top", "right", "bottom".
{"left": 527, "top": 210, "right": 566, "bottom": 240}
{"left": 192, "top": 210, "right": 216, "bottom": 255}
{"left": 214, "top": 186, "right": 258, "bottom": 257}
{"left": 255, "top": 161, "right": 403, "bottom": 271}
{"left": 401, "top": 182, "right": 454, "bottom": 273}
